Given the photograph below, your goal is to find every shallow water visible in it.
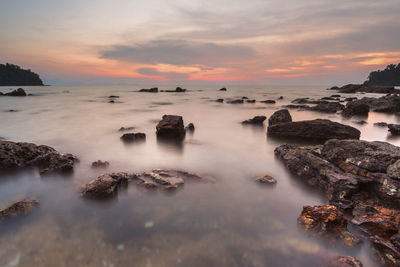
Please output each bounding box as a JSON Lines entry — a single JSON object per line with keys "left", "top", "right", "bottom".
{"left": 0, "top": 85, "right": 399, "bottom": 267}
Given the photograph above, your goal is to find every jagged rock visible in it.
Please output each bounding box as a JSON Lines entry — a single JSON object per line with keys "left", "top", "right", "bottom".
{"left": 0, "top": 141, "right": 77, "bottom": 175}
{"left": 120, "top": 133, "right": 146, "bottom": 142}
{"left": 342, "top": 102, "right": 370, "bottom": 117}
{"left": 156, "top": 115, "right": 185, "bottom": 138}
{"left": 139, "top": 87, "right": 158, "bottom": 93}
{"left": 267, "top": 119, "right": 360, "bottom": 142}
{"left": 325, "top": 256, "right": 363, "bottom": 267}
{"left": 91, "top": 160, "right": 110, "bottom": 168}
{"left": 0, "top": 198, "right": 39, "bottom": 220}
{"left": 388, "top": 124, "right": 400, "bottom": 135}
{"left": 2, "top": 88, "right": 27, "bottom": 96}
{"left": 255, "top": 174, "right": 277, "bottom": 185}
{"left": 185, "top": 123, "right": 195, "bottom": 132}
{"left": 242, "top": 116, "right": 266, "bottom": 125}
{"left": 298, "top": 205, "right": 360, "bottom": 247}
{"left": 268, "top": 109, "right": 292, "bottom": 126}
{"left": 219, "top": 87, "right": 227, "bottom": 91}
{"left": 80, "top": 170, "right": 212, "bottom": 198}
{"left": 260, "top": 100, "right": 276, "bottom": 104}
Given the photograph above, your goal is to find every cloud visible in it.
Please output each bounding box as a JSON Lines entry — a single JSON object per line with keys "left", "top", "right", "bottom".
{"left": 100, "top": 40, "right": 257, "bottom": 67}
{"left": 136, "top": 67, "right": 190, "bottom": 80}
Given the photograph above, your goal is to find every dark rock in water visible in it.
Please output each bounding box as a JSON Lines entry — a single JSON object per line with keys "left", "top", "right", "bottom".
{"left": 227, "top": 99, "right": 244, "bottom": 104}
{"left": 291, "top": 98, "right": 322, "bottom": 104}
{"left": 325, "top": 256, "right": 363, "bottom": 267}
{"left": 267, "top": 119, "right": 360, "bottom": 142}
{"left": 345, "top": 97, "right": 358, "bottom": 102}
{"left": 2, "top": 88, "right": 27, "bottom": 96}
{"left": 374, "top": 122, "right": 388, "bottom": 127}
{"left": 246, "top": 99, "right": 256, "bottom": 103}
{"left": 0, "top": 141, "right": 77, "bottom": 175}
{"left": 260, "top": 100, "right": 276, "bottom": 104}
{"left": 80, "top": 169, "right": 212, "bottom": 198}
{"left": 139, "top": 87, "right": 158, "bottom": 93}
{"left": 277, "top": 96, "right": 284, "bottom": 100}
{"left": 120, "top": 133, "right": 146, "bottom": 142}
{"left": 165, "top": 87, "right": 186, "bottom": 93}
{"left": 340, "top": 95, "right": 400, "bottom": 113}
{"left": 242, "top": 116, "right": 267, "bottom": 125}
{"left": 0, "top": 198, "right": 39, "bottom": 220}
{"left": 331, "top": 84, "right": 398, "bottom": 94}
{"left": 331, "top": 95, "right": 341, "bottom": 98}
{"left": 387, "top": 160, "right": 400, "bottom": 180}
{"left": 255, "top": 174, "right": 277, "bottom": 185}
{"left": 283, "top": 104, "right": 310, "bottom": 110}
{"left": 388, "top": 124, "right": 400, "bottom": 135}
{"left": 321, "top": 97, "right": 336, "bottom": 100}
{"left": 268, "top": 109, "right": 292, "bottom": 126}
{"left": 219, "top": 87, "right": 227, "bottom": 91}
{"left": 156, "top": 115, "right": 185, "bottom": 138}
{"left": 352, "top": 120, "right": 367, "bottom": 125}
{"left": 342, "top": 102, "right": 370, "bottom": 117}
{"left": 298, "top": 205, "right": 360, "bottom": 247}
{"left": 185, "top": 123, "right": 195, "bottom": 132}
{"left": 91, "top": 160, "right": 110, "bottom": 168}
{"left": 216, "top": 98, "right": 224, "bottom": 103}
{"left": 118, "top": 126, "right": 135, "bottom": 132}
{"left": 242, "top": 96, "right": 248, "bottom": 99}
{"left": 309, "top": 102, "right": 344, "bottom": 113}
{"left": 108, "top": 95, "right": 119, "bottom": 98}
{"left": 108, "top": 100, "right": 115, "bottom": 103}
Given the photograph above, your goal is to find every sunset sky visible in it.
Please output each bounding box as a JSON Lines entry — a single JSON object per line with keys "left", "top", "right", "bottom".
{"left": 1, "top": 0, "right": 400, "bottom": 85}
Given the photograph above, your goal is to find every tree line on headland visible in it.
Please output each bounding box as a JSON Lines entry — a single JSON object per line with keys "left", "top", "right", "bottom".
{"left": 364, "top": 63, "right": 400, "bottom": 86}
{"left": 0, "top": 63, "right": 43, "bottom": 86}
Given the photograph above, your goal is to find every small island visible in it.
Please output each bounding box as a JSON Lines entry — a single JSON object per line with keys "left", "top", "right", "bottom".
{"left": 0, "top": 63, "right": 44, "bottom": 86}
{"left": 365, "top": 62, "right": 400, "bottom": 86}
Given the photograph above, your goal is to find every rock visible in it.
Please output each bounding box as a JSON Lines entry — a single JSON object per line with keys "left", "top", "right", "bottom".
{"left": 108, "top": 100, "right": 115, "bottom": 103}
{"left": 0, "top": 198, "right": 39, "bottom": 220}
{"left": 321, "top": 97, "right": 336, "bottom": 100}
{"left": 267, "top": 119, "right": 360, "bottom": 142}
{"left": 388, "top": 124, "right": 400, "bottom": 135}
{"left": 3, "top": 88, "right": 27, "bottom": 96}
{"left": 352, "top": 120, "right": 367, "bottom": 125}
{"left": 156, "top": 115, "right": 185, "bottom": 138}
{"left": 246, "top": 99, "right": 256, "bottom": 103}
{"left": 277, "top": 96, "right": 284, "bottom": 100}
{"left": 342, "top": 102, "right": 370, "bottom": 117}
{"left": 260, "top": 100, "right": 276, "bottom": 104}
{"left": 185, "top": 123, "right": 195, "bottom": 132}
{"left": 118, "top": 126, "right": 135, "bottom": 132}
{"left": 80, "top": 170, "right": 212, "bottom": 198}
{"left": 242, "top": 116, "right": 267, "bottom": 125}
{"left": 268, "top": 109, "right": 292, "bottom": 126}
{"left": 298, "top": 205, "right": 360, "bottom": 247}
{"left": 331, "top": 95, "right": 341, "bottom": 98}
{"left": 346, "top": 95, "right": 400, "bottom": 113}
{"left": 165, "top": 87, "right": 186, "bottom": 93}
{"left": 91, "top": 160, "right": 110, "bottom": 168}
{"left": 219, "top": 87, "right": 227, "bottom": 91}
{"left": 332, "top": 84, "right": 398, "bottom": 94}
{"left": 387, "top": 160, "right": 400, "bottom": 180}
{"left": 325, "top": 256, "right": 363, "bottom": 267}
{"left": 227, "top": 99, "right": 244, "bottom": 104}
{"left": 309, "top": 102, "right": 344, "bottom": 113}
{"left": 120, "top": 133, "right": 146, "bottom": 142}
{"left": 292, "top": 98, "right": 322, "bottom": 104}
{"left": 0, "top": 141, "right": 77, "bottom": 175}
{"left": 374, "top": 122, "right": 388, "bottom": 127}
{"left": 242, "top": 96, "right": 248, "bottom": 99}
{"left": 255, "top": 174, "right": 277, "bottom": 185}
{"left": 216, "top": 98, "right": 224, "bottom": 103}
{"left": 139, "top": 87, "right": 158, "bottom": 93}
{"left": 283, "top": 104, "right": 310, "bottom": 110}
{"left": 108, "top": 95, "right": 119, "bottom": 98}
{"left": 345, "top": 97, "right": 358, "bottom": 102}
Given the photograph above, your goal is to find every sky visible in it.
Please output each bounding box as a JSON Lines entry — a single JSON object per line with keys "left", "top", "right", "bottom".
{"left": 1, "top": 0, "right": 400, "bottom": 85}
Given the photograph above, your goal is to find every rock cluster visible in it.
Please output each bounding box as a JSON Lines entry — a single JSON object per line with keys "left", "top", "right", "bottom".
{"left": 330, "top": 84, "right": 399, "bottom": 94}
{"left": 0, "top": 88, "right": 27, "bottom": 96}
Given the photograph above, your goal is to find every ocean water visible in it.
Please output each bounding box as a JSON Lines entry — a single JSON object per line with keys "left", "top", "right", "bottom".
{"left": 0, "top": 85, "right": 399, "bottom": 267}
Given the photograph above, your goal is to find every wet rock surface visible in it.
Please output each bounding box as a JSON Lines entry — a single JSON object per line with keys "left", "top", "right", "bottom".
{"left": 185, "top": 123, "right": 195, "bottom": 132}
{"left": 226, "top": 99, "right": 244, "bottom": 104}
{"left": 120, "top": 133, "right": 146, "bottom": 143}
{"left": 308, "top": 102, "right": 344, "bottom": 113}
{"left": 242, "top": 116, "right": 267, "bottom": 125}
{"left": 260, "top": 100, "right": 276, "bottom": 104}
{"left": 80, "top": 169, "right": 212, "bottom": 199}
{"left": 330, "top": 84, "right": 399, "bottom": 94}
{"left": 1, "top": 88, "right": 27, "bottom": 96}
{"left": 267, "top": 119, "right": 360, "bottom": 142}
{"left": 0, "top": 141, "right": 77, "bottom": 175}
{"left": 255, "top": 174, "right": 277, "bottom": 185}
{"left": 342, "top": 102, "right": 370, "bottom": 117}
{"left": 346, "top": 95, "right": 400, "bottom": 113}
{"left": 275, "top": 139, "right": 400, "bottom": 266}
{"left": 0, "top": 198, "right": 39, "bottom": 220}
{"left": 91, "top": 160, "right": 109, "bottom": 168}
{"left": 138, "top": 87, "right": 158, "bottom": 93}
{"left": 388, "top": 124, "right": 400, "bottom": 135}
{"left": 268, "top": 109, "right": 292, "bottom": 126}
{"left": 156, "top": 115, "right": 185, "bottom": 139}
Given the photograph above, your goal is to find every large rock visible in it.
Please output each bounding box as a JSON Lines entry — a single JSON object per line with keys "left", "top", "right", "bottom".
{"left": 342, "top": 101, "right": 370, "bottom": 117}
{"left": 298, "top": 205, "right": 360, "bottom": 247}
{"left": 267, "top": 119, "right": 360, "bottom": 142}
{"left": 346, "top": 95, "right": 400, "bottom": 113}
{"left": 2, "top": 88, "right": 27, "bottom": 96}
{"left": 331, "top": 84, "right": 398, "bottom": 94}
{"left": 0, "top": 141, "right": 77, "bottom": 175}
{"left": 268, "top": 109, "right": 292, "bottom": 126}
{"left": 242, "top": 116, "right": 266, "bottom": 125}
{"left": 0, "top": 198, "right": 39, "bottom": 220}
{"left": 80, "top": 169, "right": 212, "bottom": 199}
{"left": 156, "top": 115, "right": 185, "bottom": 138}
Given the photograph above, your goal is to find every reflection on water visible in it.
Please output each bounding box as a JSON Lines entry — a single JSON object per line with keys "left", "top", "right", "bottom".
{"left": 0, "top": 85, "right": 397, "bottom": 266}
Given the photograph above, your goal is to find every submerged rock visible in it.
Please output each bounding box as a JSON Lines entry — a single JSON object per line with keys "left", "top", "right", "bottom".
{"left": 309, "top": 102, "right": 344, "bottom": 113}
{"left": 118, "top": 126, "right": 135, "bottom": 132}
{"left": 242, "top": 116, "right": 267, "bottom": 125}
{"left": 219, "top": 87, "right": 227, "bottom": 91}
{"left": 268, "top": 109, "right": 292, "bottom": 126}
{"left": 0, "top": 198, "right": 39, "bottom": 220}
{"left": 80, "top": 169, "right": 212, "bottom": 198}
{"left": 342, "top": 102, "right": 370, "bottom": 117}
{"left": 1, "top": 88, "right": 27, "bottom": 96}
{"left": 267, "top": 119, "right": 360, "bottom": 142}
{"left": 139, "top": 87, "right": 158, "bottom": 93}
{"left": 255, "top": 174, "right": 277, "bottom": 185}
{"left": 156, "top": 115, "right": 185, "bottom": 139}
{"left": 0, "top": 141, "right": 77, "bottom": 175}
{"left": 388, "top": 124, "right": 400, "bottom": 135}
{"left": 260, "top": 100, "right": 276, "bottom": 104}
{"left": 374, "top": 122, "right": 388, "bottom": 127}
{"left": 298, "top": 205, "right": 360, "bottom": 247}
{"left": 185, "top": 123, "right": 195, "bottom": 132}
{"left": 164, "top": 87, "right": 186, "bottom": 93}
{"left": 216, "top": 98, "right": 224, "bottom": 103}
{"left": 227, "top": 99, "right": 244, "bottom": 104}
{"left": 120, "top": 133, "right": 146, "bottom": 143}
{"left": 325, "top": 256, "right": 363, "bottom": 267}
{"left": 246, "top": 99, "right": 256, "bottom": 103}
{"left": 91, "top": 160, "right": 110, "bottom": 168}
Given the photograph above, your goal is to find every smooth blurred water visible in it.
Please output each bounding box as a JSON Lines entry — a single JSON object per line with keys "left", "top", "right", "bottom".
{"left": 0, "top": 85, "right": 399, "bottom": 267}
